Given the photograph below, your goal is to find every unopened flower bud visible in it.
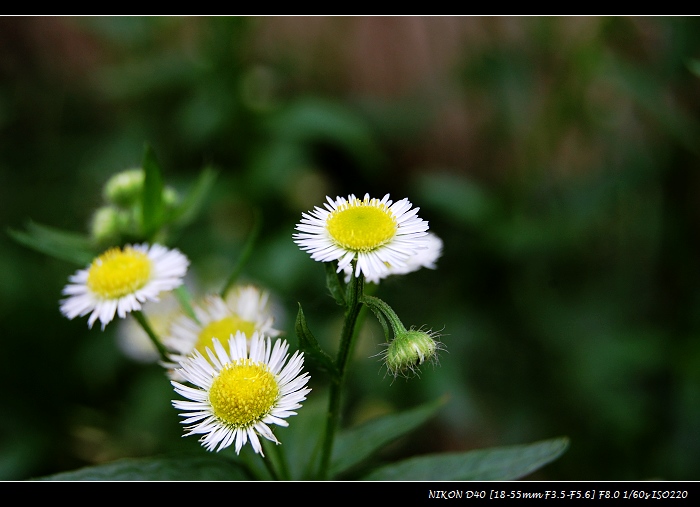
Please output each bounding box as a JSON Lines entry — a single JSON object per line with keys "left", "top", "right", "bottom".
{"left": 103, "top": 168, "right": 145, "bottom": 208}
{"left": 383, "top": 328, "right": 443, "bottom": 379}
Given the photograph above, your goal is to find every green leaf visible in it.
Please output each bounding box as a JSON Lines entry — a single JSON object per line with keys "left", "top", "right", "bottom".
{"left": 330, "top": 396, "right": 447, "bottom": 478}
{"left": 295, "top": 304, "right": 339, "bottom": 379}
{"left": 7, "top": 221, "right": 96, "bottom": 266}
{"left": 362, "top": 436, "right": 570, "bottom": 481}
{"left": 141, "top": 143, "right": 165, "bottom": 239}
{"left": 219, "top": 207, "right": 262, "bottom": 299}
{"left": 272, "top": 390, "right": 327, "bottom": 480}
{"left": 325, "top": 261, "right": 346, "bottom": 307}
{"left": 31, "top": 454, "right": 251, "bottom": 481}
{"left": 170, "top": 166, "right": 218, "bottom": 227}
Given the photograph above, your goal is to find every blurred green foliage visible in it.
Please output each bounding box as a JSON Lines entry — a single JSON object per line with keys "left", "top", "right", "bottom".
{"left": 2, "top": 16, "right": 700, "bottom": 481}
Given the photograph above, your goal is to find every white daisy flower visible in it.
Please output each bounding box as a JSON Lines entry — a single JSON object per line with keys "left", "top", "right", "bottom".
{"left": 293, "top": 193, "right": 429, "bottom": 281}
{"left": 171, "top": 331, "right": 311, "bottom": 455}
{"left": 163, "top": 285, "right": 282, "bottom": 379}
{"left": 60, "top": 243, "right": 189, "bottom": 330}
{"left": 343, "top": 231, "right": 444, "bottom": 284}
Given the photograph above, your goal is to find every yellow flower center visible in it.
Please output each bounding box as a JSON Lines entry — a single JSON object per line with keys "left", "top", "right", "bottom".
{"left": 209, "top": 359, "right": 279, "bottom": 428}
{"left": 195, "top": 316, "right": 257, "bottom": 356}
{"left": 326, "top": 200, "right": 397, "bottom": 252}
{"left": 86, "top": 246, "right": 152, "bottom": 299}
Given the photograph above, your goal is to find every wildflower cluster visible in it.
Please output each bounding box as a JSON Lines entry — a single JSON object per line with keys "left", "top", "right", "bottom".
{"left": 11, "top": 146, "right": 572, "bottom": 482}
{"left": 51, "top": 156, "right": 313, "bottom": 457}
{"left": 58, "top": 183, "right": 445, "bottom": 462}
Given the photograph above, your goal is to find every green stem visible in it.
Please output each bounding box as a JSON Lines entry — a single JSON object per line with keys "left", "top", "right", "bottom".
{"left": 132, "top": 310, "right": 170, "bottom": 362}
{"left": 361, "top": 295, "right": 407, "bottom": 337}
{"left": 220, "top": 207, "right": 262, "bottom": 299}
{"left": 318, "top": 270, "right": 364, "bottom": 479}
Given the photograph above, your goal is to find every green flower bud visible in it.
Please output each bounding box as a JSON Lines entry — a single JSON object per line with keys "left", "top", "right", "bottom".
{"left": 383, "top": 328, "right": 443, "bottom": 380}
{"left": 103, "top": 168, "right": 144, "bottom": 208}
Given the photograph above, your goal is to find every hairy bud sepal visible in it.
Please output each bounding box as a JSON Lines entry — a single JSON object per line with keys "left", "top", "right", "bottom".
{"left": 383, "top": 328, "right": 443, "bottom": 380}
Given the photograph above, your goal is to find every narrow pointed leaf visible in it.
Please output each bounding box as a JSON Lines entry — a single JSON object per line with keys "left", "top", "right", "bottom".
{"left": 330, "top": 396, "right": 447, "bottom": 478}
{"left": 363, "top": 436, "right": 570, "bottom": 481}
{"left": 295, "top": 304, "right": 339, "bottom": 379}
{"left": 31, "top": 454, "right": 250, "bottom": 481}
{"left": 219, "top": 208, "right": 262, "bottom": 298}
{"left": 170, "top": 166, "right": 218, "bottom": 227}
{"left": 325, "top": 261, "right": 346, "bottom": 307}
{"left": 8, "top": 221, "right": 96, "bottom": 266}
{"left": 141, "top": 143, "right": 165, "bottom": 239}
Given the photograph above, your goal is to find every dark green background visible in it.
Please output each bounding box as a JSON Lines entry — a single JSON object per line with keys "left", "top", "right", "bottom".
{"left": 2, "top": 16, "right": 700, "bottom": 481}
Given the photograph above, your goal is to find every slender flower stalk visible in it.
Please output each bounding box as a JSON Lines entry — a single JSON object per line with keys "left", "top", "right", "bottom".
{"left": 318, "top": 268, "right": 364, "bottom": 479}
{"left": 131, "top": 310, "right": 170, "bottom": 362}
{"left": 363, "top": 295, "right": 443, "bottom": 379}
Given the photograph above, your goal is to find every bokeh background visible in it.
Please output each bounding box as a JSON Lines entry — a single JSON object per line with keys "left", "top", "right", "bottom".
{"left": 2, "top": 16, "right": 700, "bottom": 481}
